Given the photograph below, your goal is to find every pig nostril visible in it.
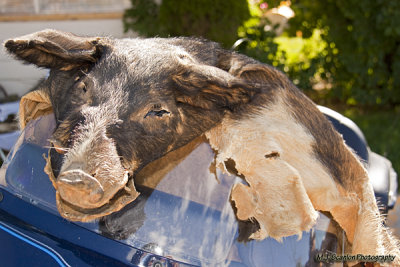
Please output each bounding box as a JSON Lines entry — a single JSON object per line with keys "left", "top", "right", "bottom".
{"left": 58, "top": 177, "right": 86, "bottom": 187}
{"left": 57, "top": 170, "right": 104, "bottom": 208}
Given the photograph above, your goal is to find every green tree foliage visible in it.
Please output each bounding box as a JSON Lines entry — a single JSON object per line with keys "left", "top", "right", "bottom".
{"left": 123, "top": 0, "right": 250, "bottom": 48}
{"left": 123, "top": 0, "right": 160, "bottom": 37}
{"left": 286, "top": 0, "right": 400, "bottom": 106}
{"left": 234, "top": 3, "right": 326, "bottom": 96}
{"left": 235, "top": 17, "right": 285, "bottom": 69}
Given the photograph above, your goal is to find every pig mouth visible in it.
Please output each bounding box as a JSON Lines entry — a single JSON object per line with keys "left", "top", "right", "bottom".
{"left": 44, "top": 149, "right": 140, "bottom": 222}
{"left": 56, "top": 178, "right": 139, "bottom": 222}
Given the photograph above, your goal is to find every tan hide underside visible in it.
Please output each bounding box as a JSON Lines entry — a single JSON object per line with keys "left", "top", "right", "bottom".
{"left": 205, "top": 100, "right": 400, "bottom": 264}
{"left": 19, "top": 90, "right": 53, "bottom": 129}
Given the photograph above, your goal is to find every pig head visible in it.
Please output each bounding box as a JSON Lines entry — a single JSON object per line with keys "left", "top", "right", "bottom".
{"left": 5, "top": 29, "right": 261, "bottom": 219}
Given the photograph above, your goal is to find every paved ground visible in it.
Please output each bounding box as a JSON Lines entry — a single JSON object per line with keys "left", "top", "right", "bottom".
{"left": 386, "top": 197, "right": 400, "bottom": 239}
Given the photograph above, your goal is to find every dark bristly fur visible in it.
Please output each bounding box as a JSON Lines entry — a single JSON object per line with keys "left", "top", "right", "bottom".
{"left": 5, "top": 29, "right": 346, "bottom": 212}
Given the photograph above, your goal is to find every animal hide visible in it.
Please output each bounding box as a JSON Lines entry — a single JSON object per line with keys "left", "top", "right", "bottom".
{"left": 20, "top": 90, "right": 400, "bottom": 265}
{"left": 19, "top": 89, "right": 53, "bottom": 129}
{"left": 10, "top": 29, "right": 398, "bottom": 266}
{"left": 205, "top": 98, "right": 400, "bottom": 265}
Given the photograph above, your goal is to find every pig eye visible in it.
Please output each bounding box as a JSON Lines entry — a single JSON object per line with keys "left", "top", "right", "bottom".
{"left": 144, "top": 109, "right": 170, "bottom": 118}
{"left": 76, "top": 81, "right": 87, "bottom": 93}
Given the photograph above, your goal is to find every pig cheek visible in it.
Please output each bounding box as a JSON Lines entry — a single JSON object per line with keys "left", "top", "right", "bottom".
{"left": 111, "top": 139, "right": 141, "bottom": 174}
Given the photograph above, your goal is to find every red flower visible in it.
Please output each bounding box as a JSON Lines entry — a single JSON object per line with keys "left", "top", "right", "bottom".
{"left": 260, "top": 2, "right": 268, "bottom": 10}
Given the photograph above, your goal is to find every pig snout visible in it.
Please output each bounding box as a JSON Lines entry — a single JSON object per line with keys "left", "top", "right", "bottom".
{"left": 56, "top": 164, "right": 129, "bottom": 209}
{"left": 54, "top": 124, "right": 130, "bottom": 210}
{"left": 57, "top": 170, "right": 104, "bottom": 208}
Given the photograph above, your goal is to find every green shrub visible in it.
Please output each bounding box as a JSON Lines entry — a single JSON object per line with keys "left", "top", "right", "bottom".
{"left": 123, "top": 0, "right": 160, "bottom": 37}
{"left": 236, "top": 17, "right": 285, "bottom": 69}
{"left": 235, "top": 4, "right": 326, "bottom": 95}
{"left": 123, "top": 0, "right": 250, "bottom": 48}
{"left": 343, "top": 107, "right": 400, "bottom": 178}
{"left": 285, "top": 0, "right": 400, "bottom": 107}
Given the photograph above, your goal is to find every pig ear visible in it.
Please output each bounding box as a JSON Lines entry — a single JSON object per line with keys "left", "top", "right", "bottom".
{"left": 221, "top": 51, "right": 288, "bottom": 85}
{"left": 173, "top": 63, "right": 259, "bottom": 111}
{"left": 173, "top": 51, "right": 286, "bottom": 110}
{"left": 19, "top": 89, "right": 53, "bottom": 129}
{"left": 4, "top": 29, "right": 103, "bottom": 71}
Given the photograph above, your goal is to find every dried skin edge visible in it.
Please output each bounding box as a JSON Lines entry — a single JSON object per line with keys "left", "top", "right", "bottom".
{"left": 205, "top": 101, "right": 400, "bottom": 265}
